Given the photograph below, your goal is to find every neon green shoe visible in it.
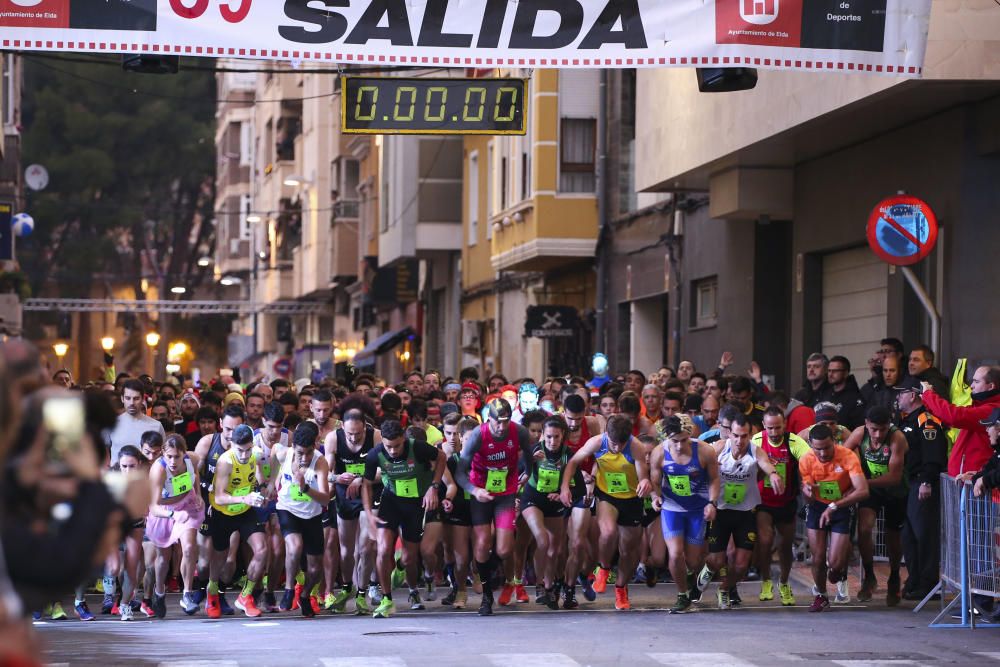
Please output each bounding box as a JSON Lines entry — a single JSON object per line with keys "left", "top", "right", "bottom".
{"left": 323, "top": 592, "right": 337, "bottom": 611}
{"left": 51, "top": 602, "right": 67, "bottom": 620}
{"left": 607, "top": 569, "right": 618, "bottom": 586}
{"left": 372, "top": 597, "right": 395, "bottom": 618}
{"left": 354, "top": 593, "right": 371, "bottom": 615}
{"left": 390, "top": 567, "right": 406, "bottom": 591}
{"left": 779, "top": 583, "right": 795, "bottom": 606}
{"left": 330, "top": 588, "right": 351, "bottom": 613}
{"left": 759, "top": 579, "right": 774, "bottom": 601}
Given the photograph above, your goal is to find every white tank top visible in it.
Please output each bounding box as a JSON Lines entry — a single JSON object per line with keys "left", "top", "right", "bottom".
{"left": 276, "top": 450, "right": 322, "bottom": 519}
{"left": 717, "top": 442, "right": 762, "bottom": 511}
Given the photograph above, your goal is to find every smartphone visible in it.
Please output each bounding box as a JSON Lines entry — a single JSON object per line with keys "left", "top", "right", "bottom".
{"left": 43, "top": 396, "right": 85, "bottom": 472}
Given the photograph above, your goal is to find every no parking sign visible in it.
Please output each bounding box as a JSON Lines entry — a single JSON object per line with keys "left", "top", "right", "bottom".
{"left": 866, "top": 195, "right": 938, "bottom": 266}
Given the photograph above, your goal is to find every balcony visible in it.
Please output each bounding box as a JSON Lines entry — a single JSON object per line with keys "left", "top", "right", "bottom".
{"left": 489, "top": 196, "right": 598, "bottom": 272}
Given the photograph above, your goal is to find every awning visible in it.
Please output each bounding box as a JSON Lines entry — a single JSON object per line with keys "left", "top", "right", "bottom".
{"left": 353, "top": 326, "right": 415, "bottom": 368}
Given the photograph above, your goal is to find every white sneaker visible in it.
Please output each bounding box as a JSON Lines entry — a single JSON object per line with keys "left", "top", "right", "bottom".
{"left": 368, "top": 584, "right": 383, "bottom": 605}
{"left": 120, "top": 604, "right": 134, "bottom": 621}
{"left": 835, "top": 580, "right": 850, "bottom": 604}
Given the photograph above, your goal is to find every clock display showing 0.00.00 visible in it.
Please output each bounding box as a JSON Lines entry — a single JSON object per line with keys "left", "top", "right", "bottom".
{"left": 341, "top": 77, "right": 527, "bottom": 135}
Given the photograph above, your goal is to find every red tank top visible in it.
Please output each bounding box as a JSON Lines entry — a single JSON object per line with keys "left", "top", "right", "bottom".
{"left": 567, "top": 417, "right": 595, "bottom": 474}
{"left": 469, "top": 423, "right": 520, "bottom": 496}
{"left": 758, "top": 434, "right": 800, "bottom": 507}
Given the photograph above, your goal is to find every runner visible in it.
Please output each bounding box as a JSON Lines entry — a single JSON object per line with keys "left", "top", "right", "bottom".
{"left": 455, "top": 398, "right": 536, "bottom": 616}
{"left": 562, "top": 414, "right": 653, "bottom": 611}
{"left": 113, "top": 446, "right": 151, "bottom": 621}
{"left": 843, "top": 405, "right": 909, "bottom": 605}
{"left": 752, "top": 406, "right": 810, "bottom": 606}
{"left": 268, "top": 421, "right": 331, "bottom": 617}
{"left": 509, "top": 409, "right": 547, "bottom": 605}
{"left": 521, "top": 415, "right": 584, "bottom": 609}
{"left": 440, "top": 415, "right": 478, "bottom": 609}
{"left": 797, "top": 402, "right": 853, "bottom": 445}
{"left": 362, "top": 420, "right": 446, "bottom": 618}
{"left": 636, "top": 435, "right": 668, "bottom": 592}
{"left": 253, "top": 402, "right": 288, "bottom": 612}
{"left": 309, "top": 389, "right": 340, "bottom": 445}
{"left": 561, "top": 394, "right": 602, "bottom": 604}
{"left": 799, "top": 424, "right": 870, "bottom": 612}
{"left": 325, "top": 409, "right": 382, "bottom": 615}
{"left": 145, "top": 435, "right": 205, "bottom": 618}
{"left": 205, "top": 424, "right": 269, "bottom": 619}
{"left": 649, "top": 416, "right": 720, "bottom": 613}
{"left": 696, "top": 414, "right": 784, "bottom": 609}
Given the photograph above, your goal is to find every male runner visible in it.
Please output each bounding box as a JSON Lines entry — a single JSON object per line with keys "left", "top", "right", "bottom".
{"left": 562, "top": 414, "right": 653, "bottom": 611}
{"left": 253, "top": 402, "right": 288, "bottom": 612}
{"left": 650, "top": 416, "right": 720, "bottom": 613}
{"left": 455, "top": 398, "right": 536, "bottom": 615}
{"left": 326, "top": 409, "right": 382, "bottom": 614}
{"left": 843, "top": 405, "right": 909, "bottom": 605}
{"left": 561, "top": 394, "right": 602, "bottom": 603}
{"left": 363, "top": 420, "right": 445, "bottom": 618}
{"left": 269, "top": 421, "right": 331, "bottom": 617}
{"left": 800, "top": 424, "right": 870, "bottom": 612}
{"left": 309, "top": 389, "right": 340, "bottom": 444}
{"left": 440, "top": 415, "right": 478, "bottom": 609}
{"left": 753, "top": 406, "right": 810, "bottom": 606}
{"left": 697, "top": 414, "right": 783, "bottom": 608}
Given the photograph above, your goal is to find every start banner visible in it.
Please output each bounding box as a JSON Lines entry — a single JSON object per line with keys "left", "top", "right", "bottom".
{"left": 0, "top": 0, "right": 932, "bottom": 75}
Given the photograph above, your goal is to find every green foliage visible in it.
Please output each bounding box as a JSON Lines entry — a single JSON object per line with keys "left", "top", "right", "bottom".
{"left": 19, "top": 57, "right": 217, "bottom": 296}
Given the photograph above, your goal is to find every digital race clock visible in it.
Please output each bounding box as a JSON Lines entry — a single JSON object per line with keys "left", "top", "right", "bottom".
{"left": 341, "top": 77, "right": 527, "bottom": 136}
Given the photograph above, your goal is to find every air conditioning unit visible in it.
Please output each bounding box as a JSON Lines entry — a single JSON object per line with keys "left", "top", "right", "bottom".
{"left": 461, "top": 320, "right": 481, "bottom": 351}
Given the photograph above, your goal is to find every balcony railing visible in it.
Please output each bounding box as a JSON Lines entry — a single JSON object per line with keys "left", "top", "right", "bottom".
{"left": 333, "top": 200, "right": 360, "bottom": 219}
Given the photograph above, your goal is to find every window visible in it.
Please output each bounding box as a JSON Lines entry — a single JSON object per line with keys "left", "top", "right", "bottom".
{"left": 239, "top": 121, "right": 253, "bottom": 167}
{"left": 239, "top": 194, "right": 252, "bottom": 240}
{"left": 560, "top": 118, "right": 596, "bottom": 193}
{"left": 500, "top": 156, "right": 508, "bottom": 211}
{"left": 486, "top": 141, "right": 495, "bottom": 238}
{"left": 691, "top": 277, "right": 718, "bottom": 329}
{"left": 2, "top": 55, "right": 14, "bottom": 128}
{"left": 468, "top": 151, "right": 479, "bottom": 246}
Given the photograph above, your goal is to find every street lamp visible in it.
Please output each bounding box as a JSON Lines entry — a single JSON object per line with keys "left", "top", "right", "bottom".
{"left": 100, "top": 337, "right": 115, "bottom": 352}
{"left": 145, "top": 332, "right": 161, "bottom": 348}
{"left": 52, "top": 342, "right": 68, "bottom": 365}
{"left": 170, "top": 286, "right": 187, "bottom": 295}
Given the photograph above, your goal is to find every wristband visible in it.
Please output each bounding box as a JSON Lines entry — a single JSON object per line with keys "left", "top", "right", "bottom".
{"left": 827, "top": 502, "right": 838, "bottom": 512}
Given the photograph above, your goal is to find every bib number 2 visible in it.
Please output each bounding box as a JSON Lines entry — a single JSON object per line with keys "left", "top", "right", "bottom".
{"left": 536, "top": 468, "right": 560, "bottom": 493}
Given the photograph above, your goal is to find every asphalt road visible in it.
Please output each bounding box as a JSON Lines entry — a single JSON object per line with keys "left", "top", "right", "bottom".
{"left": 35, "top": 581, "right": 1000, "bottom": 667}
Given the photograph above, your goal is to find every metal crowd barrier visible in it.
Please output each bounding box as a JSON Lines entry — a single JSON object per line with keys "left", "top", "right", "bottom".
{"left": 927, "top": 474, "right": 1000, "bottom": 629}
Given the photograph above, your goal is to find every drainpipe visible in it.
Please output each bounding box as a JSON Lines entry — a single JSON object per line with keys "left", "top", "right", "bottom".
{"left": 594, "top": 70, "right": 609, "bottom": 355}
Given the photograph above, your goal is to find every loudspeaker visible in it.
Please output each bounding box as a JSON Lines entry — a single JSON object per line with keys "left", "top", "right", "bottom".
{"left": 122, "top": 55, "right": 179, "bottom": 75}
{"left": 695, "top": 68, "right": 758, "bottom": 93}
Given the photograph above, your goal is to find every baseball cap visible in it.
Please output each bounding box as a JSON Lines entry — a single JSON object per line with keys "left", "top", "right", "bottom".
{"left": 814, "top": 402, "right": 838, "bottom": 422}
{"left": 894, "top": 376, "right": 922, "bottom": 393}
{"left": 487, "top": 398, "right": 512, "bottom": 420}
{"left": 439, "top": 402, "right": 460, "bottom": 418}
{"left": 979, "top": 407, "right": 1000, "bottom": 426}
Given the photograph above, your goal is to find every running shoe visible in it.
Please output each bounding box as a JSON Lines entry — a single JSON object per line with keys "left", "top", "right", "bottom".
{"left": 535, "top": 588, "right": 549, "bottom": 605}
{"left": 368, "top": 583, "right": 383, "bottom": 605}
{"left": 759, "top": 579, "right": 774, "bottom": 601}
{"left": 425, "top": 580, "right": 436, "bottom": 602}
{"left": 563, "top": 587, "right": 578, "bottom": 610}
{"left": 478, "top": 593, "right": 494, "bottom": 616}
{"left": 607, "top": 569, "right": 618, "bottom": 586}
{"left": 514, "top": 583, "right": 529, "bottom": 603}
{"left": 669, "top": 594, "right": 692, "bottom": 614}
{"left": 634, "top": 563, "right": 647, "bottom": 584}
{"left": 779, "top": 583, "right": 795, "bottom": 606}
{"left": 152, "top": 593, "right": 167, "bottom": 619}
{"left": 372, "top": 597, "right": 395, "bottom": 618}
{"left": 354, "top": 593, "right": 372, "bottom": 615}
{"left": 130, "top": 600, "right": 142, "bottom": 613}
{"left": 73, "top": 601, "right": 94, "bottom": 621}
{"left": 101, "top": 593, "right": 114, "bottom": 615}
{"left": 408, "top": 590, "right": 425, "bottom": 610}
{"left": 235, "top": 593, "right": 262, "bottom": 618}
{"left": 390, "top": 566, "right": 406, "bottom": 591}
{"left": 645, "top": 567, "right": 658, "bottom": 589}
{"left": 546, "top": 586, "right": 561, "bottom": 611}
{"left": 440, "top": 587, "right": 458, "bottom": 606}
{"left": 857, "top": 575, "right": 875, "bottom": 602}
{"left": 300, "top": 593, "right": 315, "bottom": 618}
{"left": 614, "top": 585, "right": 630, "bottom": 611}
{"left": 695, "top": 565, "right": 714, "bottom": 592}
{"left": 179, "top": 592, "right": 199, "bottom": 616}
{"left": 729, "top": 587, "right": 742, "bottom": 609}
{"left": 687, "top": 572, "right": 703, "bottom": 603}
{"left": 262, "top": 591, "right": 279, "bottom": 613}
{"left": 218, "top": 591, "right": 235, "bottom": 616}
{"left": 292, "top": 583, "right": 303, "bottom": 611}
{"left": 120, "top": 604, "right": 134, "bottom": 622}
{"left": 579, "top": 574, "right": 597, "bottom": 601}
{"left": 140, "top": 599, "right": 156, "bottom": 618}
{"left": 205, "top": 592, "right": 221, "bottom": 619}
{"left": 835, "top": 580, "right": 850, "bottom": 604}
{"left": 31, "top": 611, "right": 42, "bottom": 621}
{"left": 453, "top": 590, "right": 468, "bottom": 609}
{"left": 809, "top": 594, "right": 830, "bottom": 613}
{"left": 592, "top": 567, "right": 611, "bottom": 594}
{"left": 330, "top": 587, "right": 352, "bottom": 613}
{"left": 887, "top": 572, "right": 901, "bottom": 608}
{"left": 717, "top": 588, "right": 731, "bottom": 610}
{"left": 167, "top": 576, "right": 181, "bottom": 593}
{"left": 279, "top": 589, "right": 295, "bottom": 612}
{"left": 191, "top": 589, "right": 206, "bottom": 606}
{"left": 51, "top": 603, "right": 68, "bottom": 621}
{"left": 498, "top": 583, "right": 515, "bottom": 606}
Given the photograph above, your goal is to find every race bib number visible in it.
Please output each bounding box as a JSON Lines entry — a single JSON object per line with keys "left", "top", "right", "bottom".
{"left": 818, "top": 480, "right": 842, "bottom": 501}
{"left": 536, "top": 468, "right": 560, "bottom": 493}
{"left": 229, "top": 485, "right": 251, "bottom": 513}
{"left": 485, "top": 469, "right": 509, "bottom": 493}
{"left": 668, "top": 474, "right": 692, "bottom": 497}
{"left": 396, "top": 478, "right": 419, "bottom": 498}
{"left": 867, "top": 461, "right": 889, "bottom": 478}
{"left": 346, "top": 463, "right": 366, "bottom": 476}
{"left": 290, "top": 484, "right": 312, "bottom": 502}
{"left": 724, "top": 482, "right": 747, "bottom": 505}
{"left": 170, "top": 471, "right": 192, "bottom": 497}
{"left": 764, "top": 462, "right": 786, "bottom": 488}
{"left": 261, "top": 463, "right": 272, "bottom": 479}
{"left": 643, "top": 497, "right": 653, "bottom": 511}
{"left": 604, "top": 471, "right": 629, "bottom": 495}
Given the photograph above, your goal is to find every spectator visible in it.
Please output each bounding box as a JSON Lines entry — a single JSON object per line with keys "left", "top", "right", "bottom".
{"left": 909, "top": 345, "right": 950, "bottom": 399}
{"left": 861, "top": 337, "right": 906, "bottom": 414}
{"left": 108, "top": 378, "right": 166, "bottom": 465}
{"left": 794, "top": 352, "right": 831, "bottom": 408}
{"left": 817, "top": 355, "right": 866, "bottom": 430}
{"left": 924, "top": 365, "right": 1000, "bottom": 477}
{"left": 765, "top": 390, "right": 816, "bottom": 437}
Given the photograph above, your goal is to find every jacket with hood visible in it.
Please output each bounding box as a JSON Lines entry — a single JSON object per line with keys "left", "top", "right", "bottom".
{"left": 923, "top": 388, "right": 1000, "bottom": 476}
{"left": 916, "top": 366, "right": 950, "bottom": 401}
{"left": 815, "top": 375, "right": 866, "bottom": 430}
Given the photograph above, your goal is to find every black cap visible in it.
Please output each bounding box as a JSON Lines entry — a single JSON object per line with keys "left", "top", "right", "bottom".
{"left": 979, "top": 407, "right": 1000, "bottom": 426}
{"left": 439, "top": 402, "right": 460, "bottom": 419}
{"left": 894, "top": 376, "right": 923, "bottom": 393}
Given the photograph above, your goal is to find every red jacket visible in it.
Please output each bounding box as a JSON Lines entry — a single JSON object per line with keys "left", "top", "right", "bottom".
{"left": 786, "top": 404, "right": 816, "bottom": 437}
{"left": 923, "top": 389, "right": 1000, "bottom": 476}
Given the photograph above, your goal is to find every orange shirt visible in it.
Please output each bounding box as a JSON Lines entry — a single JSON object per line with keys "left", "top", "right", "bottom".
{"left": 798, "top": 445, "right": 863, "bottom": 505}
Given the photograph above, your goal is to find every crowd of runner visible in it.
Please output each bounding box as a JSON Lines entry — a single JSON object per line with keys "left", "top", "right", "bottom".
{"left": 9, "top": 337, "right": 1000, "bottom": 622}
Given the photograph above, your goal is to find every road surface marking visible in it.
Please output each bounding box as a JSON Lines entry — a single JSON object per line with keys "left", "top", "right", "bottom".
{"left": 321, "top": 658, "right": 407, "bottom": 667}
{"left": 486, "top": 654, "right": 581, "bottom": 667}
{"left": 649, "top": 654, "right": 754, "bottom": 667}
{"left": 158, "top": 662, "right": 239, "bottom": 667}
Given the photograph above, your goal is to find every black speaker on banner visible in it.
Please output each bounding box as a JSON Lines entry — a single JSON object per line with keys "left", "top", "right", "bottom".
{"left": 696, "top": 68, "right": 758, "bottom": 93}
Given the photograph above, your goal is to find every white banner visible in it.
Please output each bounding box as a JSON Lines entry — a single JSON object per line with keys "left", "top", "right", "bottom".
{"left": 0, "top": 0, "right": 932, "bottom": 75}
